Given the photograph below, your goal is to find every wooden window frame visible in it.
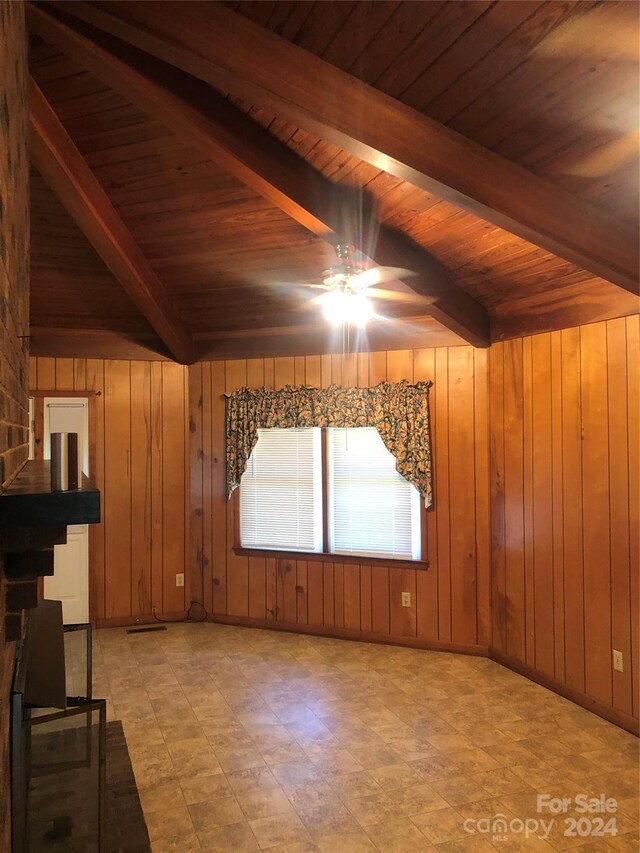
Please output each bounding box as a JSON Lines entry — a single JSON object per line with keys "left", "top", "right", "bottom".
{"left": 233, "top": 426, "right": 429, "bottom": 571}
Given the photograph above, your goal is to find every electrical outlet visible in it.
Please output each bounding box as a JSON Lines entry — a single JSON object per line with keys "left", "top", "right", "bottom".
{"left": 175, "top": 573, "right": 185, "bottom": 588}
{"left": 613, "top": 650, "right": 623, "bottom": 672}
{"left": 401, "top": 592, "right": 411, "bottom": 607}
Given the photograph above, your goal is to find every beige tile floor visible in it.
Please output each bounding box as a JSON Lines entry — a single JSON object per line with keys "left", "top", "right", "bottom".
{"left": 93, "top": 623, "right": 639, "bottom": 853}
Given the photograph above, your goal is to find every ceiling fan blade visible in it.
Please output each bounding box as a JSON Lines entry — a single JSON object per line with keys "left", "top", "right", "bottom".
{"left": 368, "top": 287, "right": 436, "bottom": 305}
{"left": 353, "top": 266, "right": 417, "bottom": 288}
{"left": 275, "top": 281, "right": 330, "bottom": 297}
{"left": 292, "top": 293, "right": 329, "bottom": 310}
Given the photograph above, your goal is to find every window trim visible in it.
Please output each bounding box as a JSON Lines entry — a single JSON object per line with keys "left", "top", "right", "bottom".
{"left": 233, "top": 427, "right": 429, "bottom": 570}
{"left": 232, "top": 542, "right": 429, "bottom": 571}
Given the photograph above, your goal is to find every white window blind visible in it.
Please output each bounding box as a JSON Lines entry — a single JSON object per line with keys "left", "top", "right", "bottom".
{"left": 328, "top": 427, "right": 421, "bottom": 560}
{"left": 240, "top": 427, "right": 323, "bottom": 552}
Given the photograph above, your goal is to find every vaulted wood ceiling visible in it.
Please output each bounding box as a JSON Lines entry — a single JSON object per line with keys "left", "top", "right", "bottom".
{"left": 28, "top": 0, "right": 639, "bottom": 363}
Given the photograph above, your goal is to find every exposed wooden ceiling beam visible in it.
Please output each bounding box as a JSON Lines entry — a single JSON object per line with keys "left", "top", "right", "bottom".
{"left": 491, "top": 284, "right": 640, "bottom": 342}
{"left": 28, "top": 2, "right": 490, "bottom": 348}
{"left": 53, "top": 0, "right": 639, "bottom": 296}
{"left": 194, "top": 318, "right": 464, "bottom": 360}
{"left": 29, "top": 318, "right": 464, "bottom": 361}
{"left": 29, "top": 77, "right": 195, "bottom": 364}
{"left": 29, "top": 326, "right": 172, "bottom": 361}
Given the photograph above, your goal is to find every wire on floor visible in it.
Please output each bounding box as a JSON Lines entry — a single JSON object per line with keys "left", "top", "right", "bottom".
{"left": 152, "top": 600, "right": 208, "bottom": 624}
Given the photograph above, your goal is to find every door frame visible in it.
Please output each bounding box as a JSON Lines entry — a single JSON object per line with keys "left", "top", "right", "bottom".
{"left": 30, "top": 389, "right": 100, "bottom": 625}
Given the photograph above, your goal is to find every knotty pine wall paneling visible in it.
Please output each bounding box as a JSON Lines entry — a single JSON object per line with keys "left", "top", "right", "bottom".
{"left": 189, "top": 346, "right": 491, "bottom": 654}
{"left": 488, "top": 317, "right": 640, "bottom": 728}
{"left": 29, "top": 357, "right": 190, "bottom": 625}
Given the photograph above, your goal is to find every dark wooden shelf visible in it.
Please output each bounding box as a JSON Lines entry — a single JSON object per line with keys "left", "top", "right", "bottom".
{"left": 0, "top": 460, "right": 100, "bottom": 528}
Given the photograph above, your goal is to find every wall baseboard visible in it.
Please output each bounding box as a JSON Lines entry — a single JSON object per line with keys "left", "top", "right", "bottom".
{"left": 208, "top": 612, "right": 488, "bottom": 656}
{"left": 96, "top": 611, "right": 188, "bottom": 628}
{"left": 91, "top": 612, "right": 639, "bottom": 736}
{"left": 489, "top": 648, "right": 639, "bottom": 737}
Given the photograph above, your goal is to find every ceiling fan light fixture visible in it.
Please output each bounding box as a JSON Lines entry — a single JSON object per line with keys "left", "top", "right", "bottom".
{"left": 323, "top": 269, "right": 356, "bottom": 288}
{"left": 321, "top": 288, "right": 374, "bottom": 327}
{"left": 322, "top": 244, "right": 365, "bottom": 290}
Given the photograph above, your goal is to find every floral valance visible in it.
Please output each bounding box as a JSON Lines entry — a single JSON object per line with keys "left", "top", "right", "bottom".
{"left": 225, "top": 380, "right": 433, "bottom": 507}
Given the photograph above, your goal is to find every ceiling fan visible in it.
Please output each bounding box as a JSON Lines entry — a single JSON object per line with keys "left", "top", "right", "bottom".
{"left": 299, "top": 243, "right": 419, "bottom": 327}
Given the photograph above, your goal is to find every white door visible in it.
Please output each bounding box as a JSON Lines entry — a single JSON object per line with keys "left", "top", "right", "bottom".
{"left": 42, "top": 398, "right": 90, "bottom": 624}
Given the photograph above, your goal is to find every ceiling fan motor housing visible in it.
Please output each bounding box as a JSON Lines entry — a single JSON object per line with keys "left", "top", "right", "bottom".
{"left": 323, "top": 243, "right": 366, "bottom": 290}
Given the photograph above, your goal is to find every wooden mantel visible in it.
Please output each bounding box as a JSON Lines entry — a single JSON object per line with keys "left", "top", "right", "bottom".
{"left": 0, "top": 461, "right": 100, "bottom": 528}
{"left": 0, "top": 460, "right": 101, "bottom": 640}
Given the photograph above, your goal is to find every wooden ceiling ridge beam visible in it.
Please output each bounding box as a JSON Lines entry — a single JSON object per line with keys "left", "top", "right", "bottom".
{"left": 29, "top": 78, "right": 195, "bottom": 364}
{"left": 48, "top": 0, "right": 638, "bottom": 297}
{"left": 28, "top": 1, "right": 490, "bottom": 348}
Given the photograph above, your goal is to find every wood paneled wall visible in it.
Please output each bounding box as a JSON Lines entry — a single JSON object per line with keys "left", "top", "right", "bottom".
{"left": 189, "top": 348, "right": 491, "bottom": 652}
{"left": 28, "top": 321, "right": 640, "bottom": 729}
{"left": 29, "top": 357, "right": 190, "bottom": 624}
{"left": 489, "top": 316, "right": 639, "bottom": 727}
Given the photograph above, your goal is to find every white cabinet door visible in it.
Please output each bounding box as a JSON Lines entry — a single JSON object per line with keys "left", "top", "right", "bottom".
{"left": 47, "top": 530, "right": 89, "bottom": 624}
{"left": 42, "top": 397, "right": 90, "bottom": 623}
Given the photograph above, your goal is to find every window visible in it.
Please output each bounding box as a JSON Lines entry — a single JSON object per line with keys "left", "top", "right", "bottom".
{"left": 239, "top": 427, "right": 421, "bottom": 561}
{"left": 240, "top": 428, "right": 323, "bottom": 552}
{"left": 328, "top": 428, "right": 421, "bottom": 560}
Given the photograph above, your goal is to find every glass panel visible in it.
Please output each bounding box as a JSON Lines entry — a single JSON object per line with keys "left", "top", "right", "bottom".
{"left": 240, "top": 427, "right": 323, "bottom": 552}
{"left": 328, "top": 427, "right": 421, "bottom": 560}
{"left": 63, "top": 625, "right": 91, "bottom": 700}
{"left": 27, "top": 702, "right": 104, "bottom": 852}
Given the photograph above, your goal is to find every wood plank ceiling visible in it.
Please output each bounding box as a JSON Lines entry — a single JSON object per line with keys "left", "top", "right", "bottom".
{"left": 28, "top": 0, "right": 639, "bottom": 362}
